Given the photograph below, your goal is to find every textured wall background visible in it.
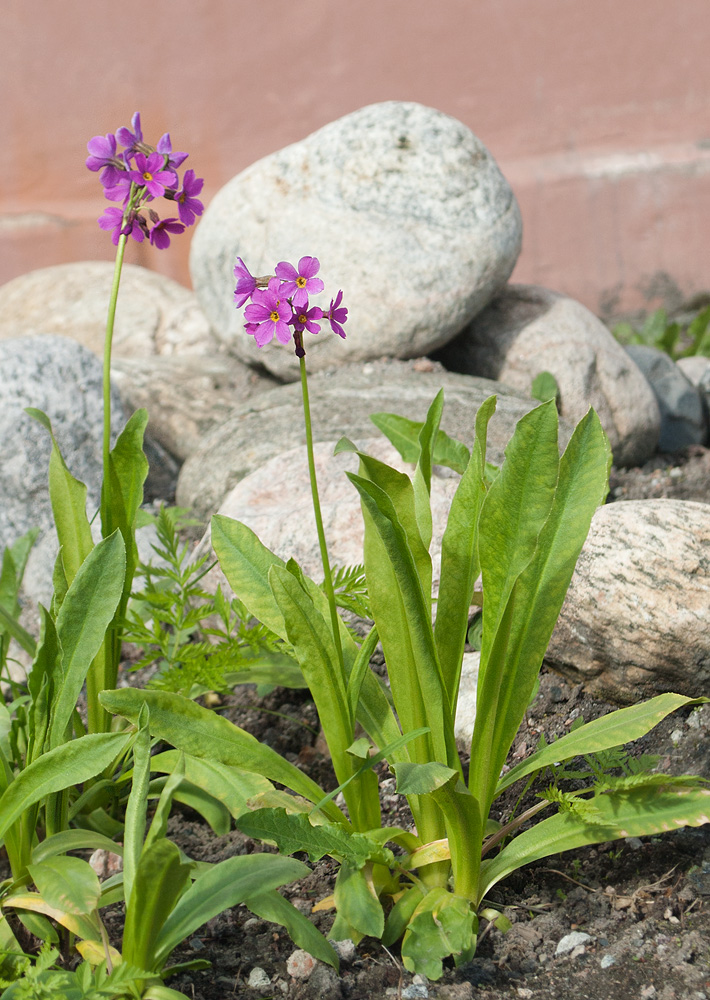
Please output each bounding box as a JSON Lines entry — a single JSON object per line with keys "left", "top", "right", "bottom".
{"left": 2, "top": 0, "right": 709, "bottom": 318}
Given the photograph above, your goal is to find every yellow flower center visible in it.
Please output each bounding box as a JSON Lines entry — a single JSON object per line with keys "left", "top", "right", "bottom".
{"left": 296, "top": 276, "right": 307, "bottom": 288}
{"left": 270, "top": 310, "right": 280, "bottom": 323}
{"left": 298, "top": 314, "right": 307, "bottom": 324}
{"left": 142, "top": 171, "right": 153, "bottom": 182}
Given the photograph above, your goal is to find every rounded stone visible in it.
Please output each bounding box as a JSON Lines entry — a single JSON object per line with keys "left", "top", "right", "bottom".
{"left": 190, "top": 101, "right": 522, "bottom": 380}
{"left": 0, "top": 261, "right": 215, "bottom": 359}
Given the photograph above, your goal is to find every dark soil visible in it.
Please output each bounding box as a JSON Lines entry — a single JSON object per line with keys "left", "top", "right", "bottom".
{"left": 156, "top": 445, "right": 710, "bottom": 1000}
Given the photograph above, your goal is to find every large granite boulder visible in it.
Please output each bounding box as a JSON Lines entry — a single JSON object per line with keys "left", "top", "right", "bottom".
{"left": 433, "top": 284, "right": 661, "bottom": 467}
{"left": 546, "top": 499, "right": 710, "bottom": 701}
{"left": 176, "top": 360, "right": 559, "bottom": 527}
{"left": 0, "top": 335, "right": 124, "bottom": 556}
{"left": 0, "top": 262, "right": 216, "bottom": 358}
{"left": 190, "top": 101, "right": 522, "bottom": 380}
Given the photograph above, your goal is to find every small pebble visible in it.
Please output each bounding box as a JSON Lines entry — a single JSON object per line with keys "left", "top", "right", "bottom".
{"left": 242, "top": 917, "right": 261, "bottom": 931}
{"left": 640, "top": 987, "right": 656, "bottom": 999}
{"left": 402, "top": 985, "right": 428, "bottom": 1000}
{"left": 247, "top": 968, "right": 271, "bottom": 990}
{"left": 670, "top": 729, "right": 684, "bottom": 744}
{"left": 517, "top": 990, "right": 534, "bottom": 998}
{"left": 601, "top": 954, "right": 616, "bottom": 969}
{"left": 625, "top": 836, "right": 644, "bottom": 850}
{"left": 331, "top": 938, "right": 357, "bottom": 963}
{"left": 189, "top": 937, "right": 204, "bottom": 950}
{"left": 286, "top": 949, "right": 317, "bottom": 979}
{"left": 556, "top": 931, "right": 593, "bottom": 955}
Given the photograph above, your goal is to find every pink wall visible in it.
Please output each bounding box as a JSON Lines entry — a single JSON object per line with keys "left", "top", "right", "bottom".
{"left": 2, "top": 0, "right": 709, "bottom": 319}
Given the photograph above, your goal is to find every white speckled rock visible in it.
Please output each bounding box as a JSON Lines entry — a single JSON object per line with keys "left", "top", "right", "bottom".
{"left": 0, "top": 262, "right": 216, "bottom": 358}
{"left": 434, "top": 284, "right": 661, "bottom": 467}
{"left": 546, "top": 499, "right": 710, "bottom": 701}
{"left": 190, "top": 101, "right": 522, "bottom": 380}
{"left": 0, "top": 335, "right": 125, "bottom": 556}
{"left": 454, "top": 652, "right": 480, "bottom": 743}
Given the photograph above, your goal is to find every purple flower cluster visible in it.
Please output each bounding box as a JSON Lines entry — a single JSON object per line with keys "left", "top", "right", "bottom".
{"left": 234, "top": 256, "right": 347, "bottom": 355}
{"left": 87, "top": 112, "right": 204, "bottom": 249}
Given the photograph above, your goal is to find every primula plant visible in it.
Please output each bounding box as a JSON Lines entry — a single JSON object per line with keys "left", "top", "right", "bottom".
{"left": 101, "top": 256, "right": 710, "bottom": 979}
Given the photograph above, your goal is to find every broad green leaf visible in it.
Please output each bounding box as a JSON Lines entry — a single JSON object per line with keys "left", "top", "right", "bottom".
{"left": 0, "top": 731, "right": 131, "bottom": 843}
{"left": 26, "top": 607, "right": 59, "bottom": 762}
{"left": 334, "top": 861, "right": 384, "bottom": 939}
{"left": 394, "top": 761, "right": 459, "bottom": 796}
{"left": 224, "top": 655, "right": 307, "bottom": 690}
{"left": 382, "top": 884, "right": 425, "bottom": 946}
{"left": 3, "top": 892, "right": 101, "bottom": 942}
{"left": 0, "top": 604, "right": 36, "bottom": 657}
{"left": 123, "top": 838, "right": 192, "bottom": 971}
{"left": 31, "top": 829, "right": 122, "bottom": 863}
{"left": 153, "top": 853, "right": 310, "bottom": 966}
{"left": 150, "top": 778, "right": 230, "bottom": 836}
{"left": 50, "top": 530, "right": 126, "bottom": 747}
{"left": 99, "top": 687, "right": 348, "bottom": 827}
{"left": 348, "top": 470, "right": 454, "bottom": 773}
{"left": 211, "top": 516, "right": 287, "bottom": 639}
{"left": 435, "top": 395, "right": 496, "bottom": 706}
{"left": 369, "top": 412, "right": 470, "bottom": 474}
{"left": 531, "top": 371, "right": 560, "bottom": 404}
{"left": 245, "top": 889, "right": 338, "bottom": 969}
{"left": 269, "top": 565, "right": 352, "bottom": 779}
{"left": 28, "top": 856, "right": 100, "bottom": 915}
{"left": 235, "top": 808, "right": 395, "bottom": 868}
{"left": 479, "top": 783, "right": 710, "bottom": 901}
{"left": 470, "top": 406, "right": 610, "bottom": 815}
{"left": 496, "top": 693, "right": 708, "bottom": 795}
{"left": 25, "top": 408, "right": 94, "bottom": 588}
{"left": 411, "top": 390, "right": 444, "bottom": 549}
{"left": 401, "top": 887, "right": 477, "bottom": 980}
{"left": 149, "top": 750, "right": 273, "bottom": 820}
{"left": 144, "top": 754, "right": 185, "bottom": 854}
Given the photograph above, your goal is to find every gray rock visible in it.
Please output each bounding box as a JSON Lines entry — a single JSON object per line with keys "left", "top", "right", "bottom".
{"left": 556, "top": 931, "right": 593, "bottom": 956}
{"left": 434, "top": 284, "right": 660, "bottom": 467}
{"left": 0, "top": 262, "right": 216, "bottom": 359}
{"left": 0, "top": 335, "right": 125, "bottom": 557}
{"left": 626, "top": 345, "right": 708, "bottom": 451}
{"left": 546, "top": 499, "right": 710, "bottom": 701}
{"left": 176, "top": 359, "right": 556, "bottom": 527}
{"left": 190, "top": 101, "right": 522, "bottom": 380}
{"left": 111, "top": 353, "right": 279, "bottom": 461}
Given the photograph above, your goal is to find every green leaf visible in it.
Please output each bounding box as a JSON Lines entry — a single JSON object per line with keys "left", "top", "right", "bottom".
{"left": 150, "top": 777, "right": 231, "bottom": 836}
{"left": 153, "top": 853, "right": 310, "bottom": 966}
{"left": 435, "top": 395, "right": 496, "bottom": 706}
{"left": 470, "top": 406, "right": 610, "bottom": 814}
{"left": 369, "top": 411, "right": 470, "bottom": 474}
{"left": 99, "top": 687, "right": 348, "bottom": 827}
{"left": 333, "top": 861, "right": 384, "bottom": 939}
{"left": 149, "top": 750, "right": 272, "bottom": 821}
{"left": 531, "top": 371, "right": 560, "bottom": 405}
{"left": 236, "top": 808, "right": 395, "bottom": 868}
{"left": 496, "top": 694, "right": 708, "bottom": 795}
{"left": 0, "top": 603, "right": 36, "bottom": 657}
{"left": 50, "top": 530, "right": 126, "bottom": 746}
{"left": 401, "top": 887, "right": 477, "bottom": 980}
{"left": 245, "top": 889, "right": 339, "bottom": 969}
{"left": 479, "top": 783, "right": 710, "bottom": 901}
{"left": 0, "top": 731, "right": 131, "bottom": 844}
{"left": 28, "top": 856, "right": 100, "bottom": 916}
{"left": 123, "top": 837, "right": 193, "bottom": 972}
{"left": 31, "top": 829, "right": 123, "bottom": 863}
{"left": 123, "top": 704, "right": 151, "bottom": 907}
{"left": 393, "top": 761, "right": 459, "bottom": 796}
{"left": 25, "top": 408, "right": 94, "bottom": 588}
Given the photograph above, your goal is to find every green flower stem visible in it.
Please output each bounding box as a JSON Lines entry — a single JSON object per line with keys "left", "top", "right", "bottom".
{"left": 102, "top": 232, "right": 128, "bottom": 479}
{"left": 299, "top": 354, "right": 344, "bottom": 673}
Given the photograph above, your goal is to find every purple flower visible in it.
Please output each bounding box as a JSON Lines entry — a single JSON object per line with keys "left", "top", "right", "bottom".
{"left": 325, "top": 290, "right": 348, "bottom": 339}
{"left": 116, "top": 112, "right": 144, "bottom": 156}
{"left": 149, "top": 217, "right": 185, "bottom": 249}
{"left": 128, "top": 152, "right": 176, "bottom": 199}
{"left": 174, "top": 169, "right": 204, "bottom": 226}
{"left": 86, "top": 133, "right": 126, "bottom": 190}
{"left": 274, "top": 256, "right": 324, "bottom": 308}
{"left": 233, "top": 257, "right": 257, "bottom": 307}
{"left": 103, "top": 176, "right": 132, "bottom": 202}
{"left": 290, "top": 302, "right": 323, "bottom": 335}
{"left": 97, "top": 206, "right": 145, "bottom": 246}
{"left": 244, "top": 277, "right": 292, "bottom": 347}
{"left": 157, "top": 133, "right": 189, "bottom": 172}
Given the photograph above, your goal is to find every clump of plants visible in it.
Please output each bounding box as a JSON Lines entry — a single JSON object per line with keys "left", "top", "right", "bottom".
{"left": 612, "top": 303, "right": 710, "bottom": 360}
{"left": 1, "top": 113, "right": 708, "bottom": 996}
